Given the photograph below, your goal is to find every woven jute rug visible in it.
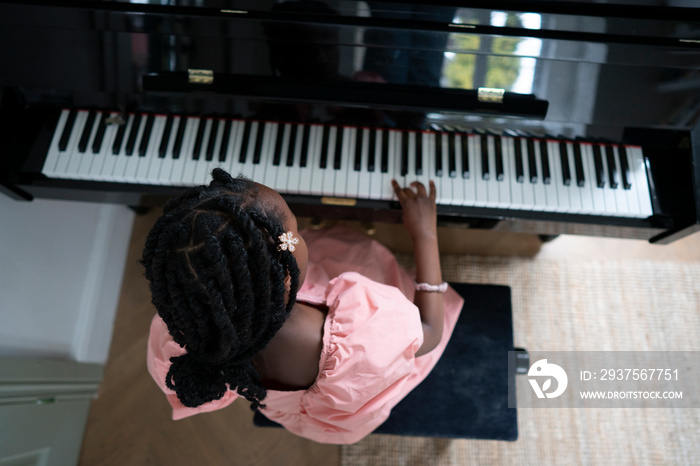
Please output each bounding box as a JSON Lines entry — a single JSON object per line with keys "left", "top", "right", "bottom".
{"left": 340, "top": 255, "right": 700, "bottom": 466}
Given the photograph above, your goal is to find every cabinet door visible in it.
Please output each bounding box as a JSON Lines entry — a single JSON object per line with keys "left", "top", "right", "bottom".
{"left": 0, "top": 359, "right": 102, "bottom": 466}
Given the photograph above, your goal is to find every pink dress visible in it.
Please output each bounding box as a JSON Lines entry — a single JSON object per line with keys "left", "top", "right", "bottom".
{"left": 147, "top": 225, "right": 464, "bottom": 444}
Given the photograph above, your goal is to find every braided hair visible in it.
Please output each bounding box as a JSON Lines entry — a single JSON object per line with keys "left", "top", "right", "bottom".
{"left": 141, "top": 168, "right": 300, "bottom": 410}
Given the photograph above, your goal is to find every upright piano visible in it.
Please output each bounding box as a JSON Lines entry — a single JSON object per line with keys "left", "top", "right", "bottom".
{"left": 1, "top": 0, "right": 699, "bottom": 243}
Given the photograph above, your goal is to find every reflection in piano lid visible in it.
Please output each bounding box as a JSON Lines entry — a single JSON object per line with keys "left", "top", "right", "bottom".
{"left": 1, "top": 0, "right": 700, "bottom": 243}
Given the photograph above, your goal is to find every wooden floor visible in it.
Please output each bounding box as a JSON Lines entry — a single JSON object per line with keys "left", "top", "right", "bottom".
{"left": 79, "top": 210, "right": 700, "bottom": 466}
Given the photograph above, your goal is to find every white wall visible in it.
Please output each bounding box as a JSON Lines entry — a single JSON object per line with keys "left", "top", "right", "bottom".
{"left": 0, "top": 196, "right": 134, "bottom": 364}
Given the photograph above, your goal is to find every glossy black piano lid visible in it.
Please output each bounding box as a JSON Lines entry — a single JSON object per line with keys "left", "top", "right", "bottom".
{"left": 1, "top": 0, "right": 700, "bottom": 142}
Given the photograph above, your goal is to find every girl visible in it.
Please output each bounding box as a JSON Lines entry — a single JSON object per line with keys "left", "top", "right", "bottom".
{"left": 144, "top": 168, "right": 463, "bottom": 444}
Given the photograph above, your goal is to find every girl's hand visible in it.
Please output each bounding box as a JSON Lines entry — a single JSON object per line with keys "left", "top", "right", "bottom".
{"left": 391, "top": 179, "right": 437, "bottom": 241}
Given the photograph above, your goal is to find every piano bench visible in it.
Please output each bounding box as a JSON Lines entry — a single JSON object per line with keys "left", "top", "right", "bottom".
{"left": 253, "top": 282, "right": 521, "bottom": 441}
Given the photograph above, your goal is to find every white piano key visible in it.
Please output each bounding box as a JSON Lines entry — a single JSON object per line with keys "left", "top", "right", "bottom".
{"left": 283, "top": 124, "right": 304, "bottom": 194}
{"left": 628, "top": 146, "right": 653, "bottom": 217}
{"left": 471, "top": 135, "right": 488, "bottom": 207}
{"left": 345, "top": 127, "right": 361, "bottom": 198}
{"left": 267, "top": 123, "right": 290, "bottom": 192}
{"left": 583, "top": 144, "right": 606, "bottom": 215}
{"left": 191, "top": 119, "right": 212, "bottom": 185}
{"left": 139, "top": 116, "right": 166, "bottom": 184}
{"left": 541, "top": 139, "right": 559, "bottom": 211}
{"left": 223, "top": 120, "right": 245, "bottom": 180}
{"left": 504, "top": 137, "right": 523, "bottom": 210}
{"left": 88, "top": 114, "right": 119, "bottom": 181}
{"left": 598, "top": 148, "right": 617, "bottom": 215}
{"left": 156, "top": 116, "right": 181, "bottom": 185}
{"left": 320, "top": 125, "right": 337, "bottom": 194}
{"left": 332, "top": 126, "right": 349, "bottom": 198}
{"left": 252, "top": 122, "right": 273, "bottom": 184}
{"left": 305, "top": 125, "right": 324, "bottom": 196}
{"left": 611, "top": 145, "right": 631, "bottom": 217}
{"left": 575, "top": 143, "right": 595, "bottom": 214}
{"left": 531, "top": 140, "right": 548, "bottom": 210}
{"left": 238, "top": 121, "right": 259, "bottom": 181}
{"left": 75, "top": 113, "right": 104, "bottom": 179}
{"left": 417, "top": 132, "right": 433, "bottom": 196}
{"left": 378, "top": 130, "right": 397, "bottom": 201}
{"left": 619, "top": 146, "right": 641, "bottom": 217}
{"left": 367, "top": 129, "right": 385, "bottom": 200}
{"left": 496, "top": 137, "right": 512, "bottom": 209}
{"left": 519, "top": 138, "right": 536, "bottom": 210}
{"left": 446, "top": 133, "right": 460, "bottom": 206}
{"left": 180, "top": 117, "right": 204, "bottom": 186}
{"left": 55, "top": 110, "right": 88, "bottom": 178}
{"left": 43, "top": 109, "right": 71, "bottom": 175}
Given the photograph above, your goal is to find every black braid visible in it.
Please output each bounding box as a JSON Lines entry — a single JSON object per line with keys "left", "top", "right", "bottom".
{"left": 141, "top": 168, "right": 300, "bottom": 410}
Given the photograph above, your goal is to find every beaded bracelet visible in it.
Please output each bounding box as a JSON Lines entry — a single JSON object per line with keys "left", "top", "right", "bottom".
{"left": 413, "top": 280, "right": 448, "bottom": 293}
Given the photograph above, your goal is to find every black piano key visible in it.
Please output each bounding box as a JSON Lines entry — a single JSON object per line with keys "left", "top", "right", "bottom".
{"left": 112, "top": 115, "right": 128, "bottom": 155}
{"left": 172, "top": 117, "right": 187, "bottom": 160}
{"left": 205, "top": 118, "right": 219, "bottom": 162}
{"left": 138, "top": 114, "right": 155, "bottom": 157}
{"left": 573, "top": 143, "right": 585, "bottom": 187}
{"left": 252, "top": 122, "right": 265, "bottom": 164}
{"left": 272, "top": 124, "right": 285, "bottom": 166}
{"left": 367, "top": 129, "right": 376, "bottom": 173}
{"left": 239, "top": 120, "right": 252, "bottom": 163}
{"left": 379, "top": 130, "right": 388, "bottom": 173}
{"left": 559, "top": 141, "right": 571, "bottom": 186}
{"left": 59, "top": 109, "right": 78, "bottom": 151}
{"left": 495, "top": 136, "right": 504, "bottom": 181}
{"left": 299, "top": 125, "right": 310, "bottom": 167}
{"left": 219, "top": 119, "right": 232, "bottom": 162}
{"left": 91, "top": 112, "right": 108, "bottom": 154}
{"left": 354, "top": 128, "right": 364, "bottom": 171}
{"left": 514, "top": 138, "right": 524, "bottom": 183}
{"left": 480, "top": 135, "right": 490, "bottom": 180}
{"left": 460, "top": 133, "right": 470, "bottom": 179}
{"left": 618, "top": 146, "right": 632, "bottom": 189}
{"left": 192, "top": 118, "right": 206, "bottom": 160}
{"left": 539, "top": 139, "right": 551, "bottom": 184}
{"left": 448, "top": 133, "right": 456, "bottom": 178}
{"left": 158, "top": 115, "right": 174, "bottom": 158}
{"left": 526, "top": 138, "right": 537, "bottom": 183}
{"left": 415, "top": 132, "right": 423, "bottom": 176}
{"left": 125, "top": 114, "right": 142, "bottom": 156}
{"left": 592, "top": 144, "right": 605, "bottom": 187}
{"left": 334, "top": 127, "right": 343, "bottom": 170}
{"left": 435, "top": 132, "right": 443, "bottom": 177}
{"left": 401, "top": 132, "right": 409, "bottom": 176}
{"left": 78, "top": 110, "right": 97, "bottom": 153}
{"left": 319, "top": 126, "right": 329, "bottom": 169}
{"left": 605, "top": 145, "right": 619, "bottom": 189}
{"left": 286, "top": 124, "right": 298, "bottom": 167}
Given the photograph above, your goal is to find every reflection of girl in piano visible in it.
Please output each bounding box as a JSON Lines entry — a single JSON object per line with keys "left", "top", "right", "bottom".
{"left": 144, "top": 168, "right": 463, "bottom": 444}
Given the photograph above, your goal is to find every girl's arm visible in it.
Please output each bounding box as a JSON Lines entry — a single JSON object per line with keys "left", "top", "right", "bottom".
{"left": 391, "top": 179, "right": 444, "bottom": 357}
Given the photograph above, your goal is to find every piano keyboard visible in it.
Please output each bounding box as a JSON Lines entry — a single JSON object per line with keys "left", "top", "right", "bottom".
{"left": 42, "top": 109, "right": 654, "bottom": 218}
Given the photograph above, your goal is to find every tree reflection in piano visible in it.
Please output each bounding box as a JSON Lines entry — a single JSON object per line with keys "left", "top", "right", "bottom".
{"left": 144, "top": 167, "right": 464, "bottom": 444}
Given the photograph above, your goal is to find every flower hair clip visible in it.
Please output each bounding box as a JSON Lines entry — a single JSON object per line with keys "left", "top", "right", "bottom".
{"left": 278, "top": 231, "right": 299, "bottom": 252}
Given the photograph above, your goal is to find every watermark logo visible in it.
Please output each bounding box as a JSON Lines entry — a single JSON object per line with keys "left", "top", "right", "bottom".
{"left": 528, "top": 359, "right": 568, "bottom": 399}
